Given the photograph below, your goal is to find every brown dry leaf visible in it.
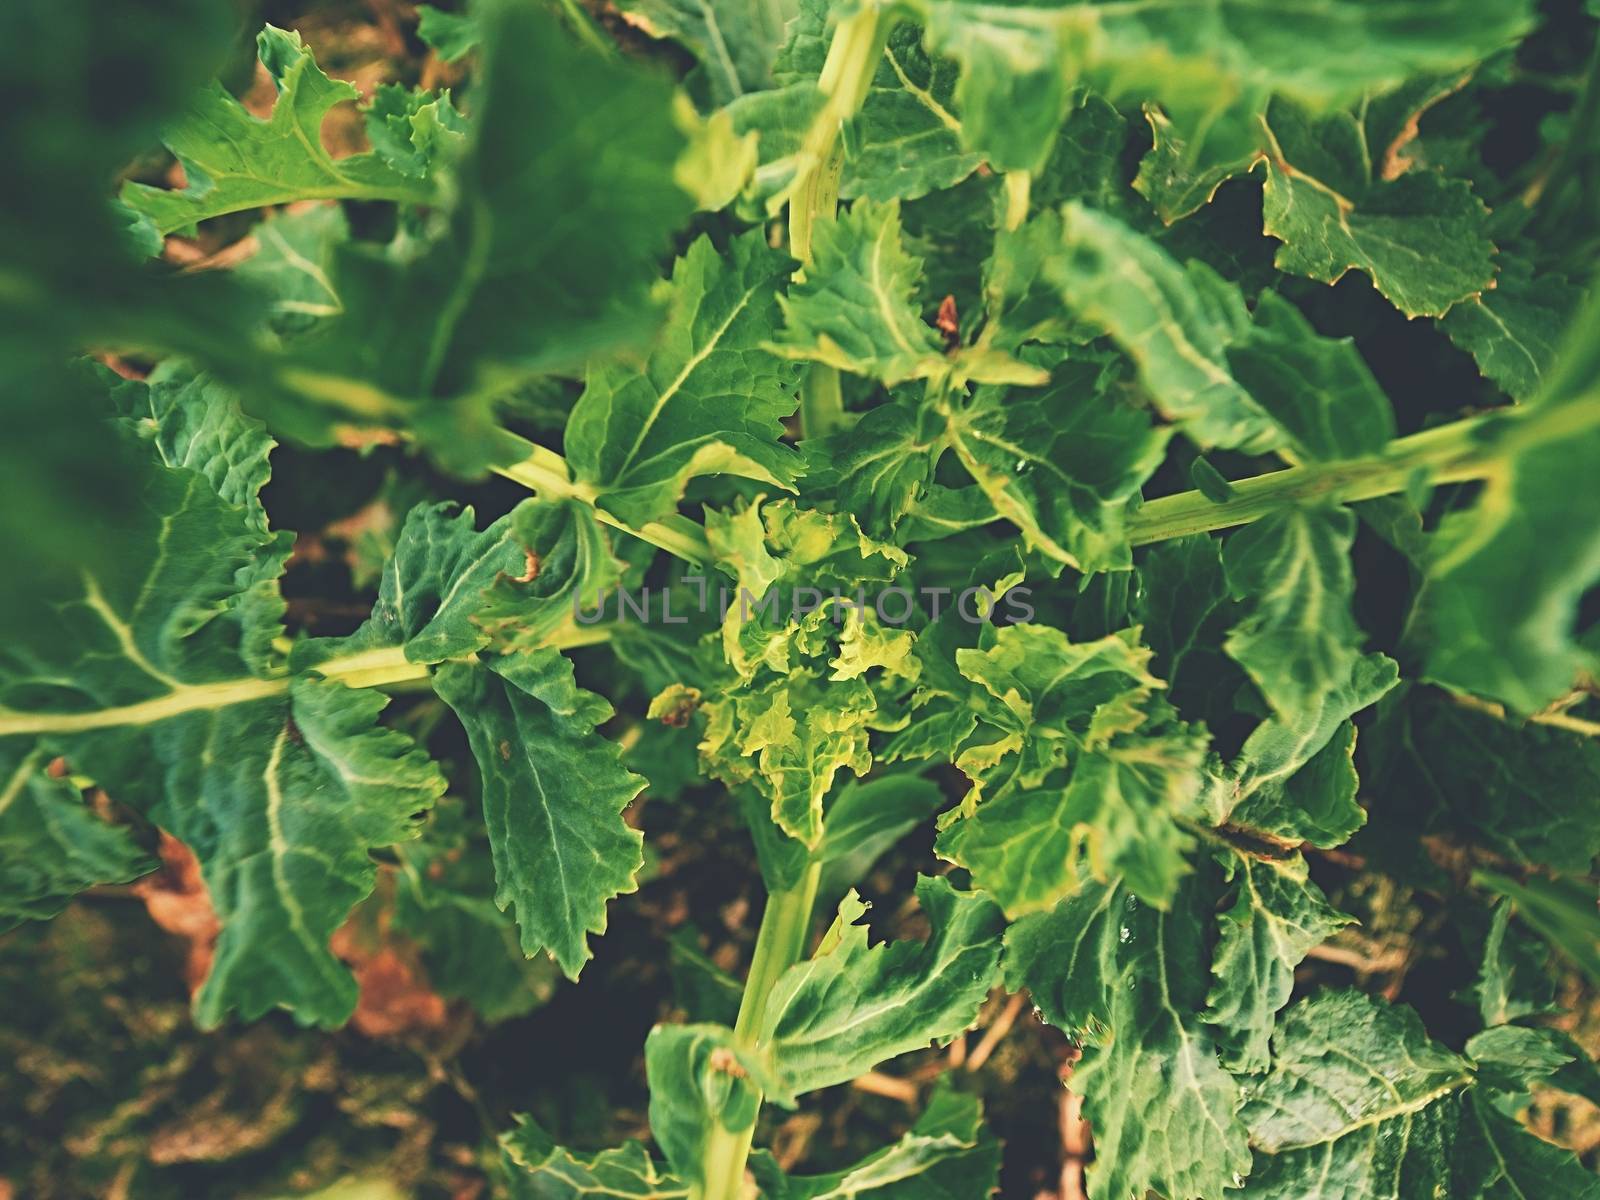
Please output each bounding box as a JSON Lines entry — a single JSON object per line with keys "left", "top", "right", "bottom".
{"left": 133, "top": 833, "right": 220, "bottom": 996}
{"left": 330, "top": 923, "right": 449, "bottom": 1039}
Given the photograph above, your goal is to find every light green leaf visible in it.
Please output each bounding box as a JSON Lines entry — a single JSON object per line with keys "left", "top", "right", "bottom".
{"left": 675, "top": 100, "right": 759, "bottom": 211}
{"left": 567, "top": 231, "right": 802, "bottom": 528}
{"left": 119, "top": 27, "right": 449, "bottom": 237}
{"left": 1204, "top": 850, "right": 1352, "bottom": 1073}
{"left": 501, "top": 1116, "right": 688, "bottom": 1200}
{"left": 776, "top": 199, "right": 1044, "bottom": 388}
{"left": 1226, "top": 290, "right": 1395, "bottom": 461}
{"left": 433, "top": 649, "right": 646, "bottom": 978}
{"left": 1242, "top": 990, "right": 1472, "bottom": 1198}
{"left": 1222, "top": 506, "right": 1368, "bottom": 721}
{"left": 759, "top": 876, "right": 1003, "bottom": 1104}
{"left": 0, "top": 747, "right": 151, "bottom": 931}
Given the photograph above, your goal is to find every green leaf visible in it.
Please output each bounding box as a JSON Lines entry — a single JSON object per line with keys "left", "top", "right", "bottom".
{"left": 433, "top": 650, "right": 646, "bottom": 979}
{"left": 1475, "top": 872, "right": 1600, "bottom": 985}
{"left": 815, "top": 773, "right": 945, "bottom": 893}
{"left": 249, "top": 0, "right": 693, "bottom": 472}
{"left": 566, "top": 231, "right": 803, "bottom": 529}
{"left": 1004, "top": 875, "right": 1252, "bottom": 1200}
{"left": 646, "top": 1023, "right": 765, "bottom": 1190}
{"left": 1439, "top": 252, "right": 1585, "bottom": 401}
{"left": 776, "top": 199, "right": 1044, "bottom": 388}
{"left": 843, "top": 25, "right": 985, "bottom": 203}
{"left": 1464, "top": 1024, "right": 1574, "bottom": 1092}
{"left": 119, "top": 27, "right": 448, "bottom": 237}
{"left": 184, "top": 676, "right": 445, "bottom": 1027}
{"left": 416, "top": 4, "right": 480, "bottom": 62}
{"left": 1243, "top": 990, "right": 1472, "bottom": 1198}
{"left": 1472, "top": 899, "right": 1557, "bottom": 1027}
{"left": 0, "top": 747, "right": 151, "bottom": 931}
{"left": 618, "top": 0, "right": 786, "bottom": 105}
{"left": 501, "top": 1116, "right": 688, "bottom": 1199}
{"left": 0, "top": 367, "right": 459, "bottom": 1028}
{"left": 293, "top": 501, "right": 529, "bottom": 667}
{"left": 669, "top": 926, "right": 744, "bottom": 1025}
{"left": 937, "top": 722, "right": 1208, "bottom": 915}
{"left": 1204, "top": 850, "right": 1352, "bottom": 1073}
{"left": 1225, "top": 290, "right": 1396, "bottom": 461}
{"left": 758, "top": 876, "right": 1003, "bottom": 1104}
{"left": 944, "top": 362, "right": 1174, "bottom": 572}
{"left": 1258, "top": 98, "right": 1496, "bottom": 317}
{"left": 1222, "top": 506, "right": 1368, "bottom": 721}
{"left": 1227, "top": 719, "right": 1369, "bottom": 847}
{"left": 1453, "top": 1091, "right": 1600, "bottom": 1200}
{"left": 1372, "top": 692, "right": 1600, "bottom": 874}
{"left": 1036, "top": 204, "right": 1282, "bottom": 452}
{"left": 806, "top": 399, "right": 946, "bottom": 539}
{"left": 235, "top": 206, "right": 349, "bottom": 336}
{"left": 393, "top": 802, "right": 561, "bottom": 1022}
{"left": 907, "top": 0, "right": 1532, "bottom": 188}
{"left": 1137, "top": 535, "right": 1250, "bottom": 733}
{"left": 750, "top": 1078, "right": 1001, "bottom": 1199}
{"left": 1419, "top": 293, "right": 1600, "bottom": 710}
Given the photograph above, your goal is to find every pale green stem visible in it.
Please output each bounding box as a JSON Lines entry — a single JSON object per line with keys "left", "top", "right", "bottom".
{"left": 700, "top": 860, "right": 824, "bottom": 1200}
{"left": 1126, "top": 391, "right": 1598, "bottom": 544}
{"left": 0, "top": 628, "right": 614, "bottom": 738}
{"left": 488, "top": 428, "right": 712, "bottom": 564}
{"left": 788, "top": 4, "right": 891, "bottom": 440}
{"left": 1001, "top": 171, "right": 1031, "bottom": 231}
{"left": 485, "top": 388, "right": 1600, "bottom": 567}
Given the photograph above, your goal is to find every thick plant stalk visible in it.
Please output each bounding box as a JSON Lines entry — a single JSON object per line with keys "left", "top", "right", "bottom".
{"left": 0, "top": 628, "right": 612, "bottom": 738}
{"left": 489, "top": 387, "right": 1600, "bottom": 570}
{"left": 700, "top": 860, "right": 824, "bottom": 1200}
{"left": 789, "top": 3, "right": 892, "bottom": 440}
